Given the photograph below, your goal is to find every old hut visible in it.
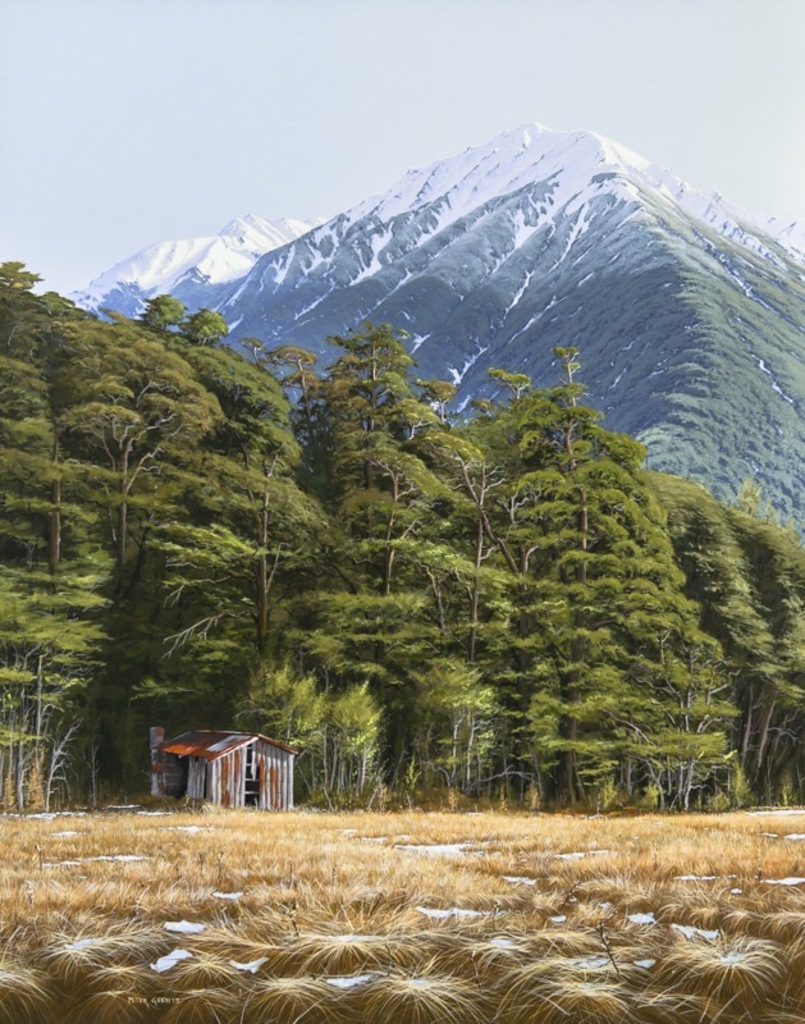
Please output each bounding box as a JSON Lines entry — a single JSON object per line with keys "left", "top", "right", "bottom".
{"left": 150, "top": 728, "right": 296, "bottom": 810}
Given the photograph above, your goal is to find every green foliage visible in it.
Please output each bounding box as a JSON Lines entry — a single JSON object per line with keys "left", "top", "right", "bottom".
{"left": 0, "top": 269, "right": 800, "bottom": 807}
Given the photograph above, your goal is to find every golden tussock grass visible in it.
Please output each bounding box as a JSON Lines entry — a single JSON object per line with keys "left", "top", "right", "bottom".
{"left": 1, "top": 805, "right": 804, "bottom": 1022}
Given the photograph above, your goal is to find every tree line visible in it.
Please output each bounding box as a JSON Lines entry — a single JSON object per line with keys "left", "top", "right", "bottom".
{"left": 1, "top": 261, "right": 803, "bottom": 811}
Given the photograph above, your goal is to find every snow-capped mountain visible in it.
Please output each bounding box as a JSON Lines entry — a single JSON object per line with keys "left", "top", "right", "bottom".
{"left": 74, "top": 124, "right": 805, "bottom": 522}
{"left": 71, "top": 214, "right": 320, "bottom": 317}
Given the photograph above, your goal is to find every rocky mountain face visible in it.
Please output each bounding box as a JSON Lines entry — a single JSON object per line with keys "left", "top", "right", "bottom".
{"left": 74, "top": 125, "right": 805, "bottom": 522}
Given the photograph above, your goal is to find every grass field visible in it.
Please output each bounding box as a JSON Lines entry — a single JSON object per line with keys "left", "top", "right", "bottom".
{"left": 1, "top": 805, "right": 804, "bottom": 1022}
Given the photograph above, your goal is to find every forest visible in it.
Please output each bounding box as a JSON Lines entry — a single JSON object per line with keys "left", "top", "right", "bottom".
{"left": 1, "top": 260, "right": 803, "bottom": 812}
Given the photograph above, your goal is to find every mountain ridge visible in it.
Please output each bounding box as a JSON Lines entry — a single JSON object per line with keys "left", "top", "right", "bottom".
{"left": 72, "top": 123, "right": 805, "bottom": 523}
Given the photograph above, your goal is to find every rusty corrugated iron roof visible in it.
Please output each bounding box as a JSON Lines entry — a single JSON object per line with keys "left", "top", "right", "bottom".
{"left": 159, "top": 730, "right": 297, "bottom": 760}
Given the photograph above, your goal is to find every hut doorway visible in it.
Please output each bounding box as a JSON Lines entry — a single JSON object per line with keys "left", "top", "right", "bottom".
{"left": 245, "top": 744, "right": 260, "bottom": 807}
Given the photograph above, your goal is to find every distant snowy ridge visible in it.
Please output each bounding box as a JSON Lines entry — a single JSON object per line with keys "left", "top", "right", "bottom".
{"left": 71, "top": 214, "right": 320, "bottom": 312}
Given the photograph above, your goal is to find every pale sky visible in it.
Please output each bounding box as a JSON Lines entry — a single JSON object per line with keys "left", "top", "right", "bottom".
{"left": 3, "top": 0, "right": 804, "bottom": 295}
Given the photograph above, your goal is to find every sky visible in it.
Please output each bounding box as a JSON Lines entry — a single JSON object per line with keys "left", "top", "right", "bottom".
{"left": 2, "top": 0, "right": 804, "bottom": 295}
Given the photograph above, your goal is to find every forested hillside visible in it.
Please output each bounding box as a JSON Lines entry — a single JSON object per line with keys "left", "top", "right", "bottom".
{"left": 1, "top": 262, "right": 803, "bottom": 810}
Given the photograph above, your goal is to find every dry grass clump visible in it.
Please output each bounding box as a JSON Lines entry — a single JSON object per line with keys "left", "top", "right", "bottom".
{"left": 359, "top": 966, "right": 482, "bottom": 1024}
{"left": 63, "top": 988, "right": 153, "bottom": 1024}
{"left": 284, "top": 927, "right": 419, "bottom": 975}
{"left": 497, "top": 970, "right": 636, "bottom": 1024}
{"left": 241, "top": 974, "right": 336, "bottom": 1024}
{"left": 0, "top": 956, "right": 53, "bottom": 1023}
{"left": 159, "top": 987, "right": 243, "bottom": 1024}
{"left": 654, "top": 935, "right": 787, "bottom": 1005}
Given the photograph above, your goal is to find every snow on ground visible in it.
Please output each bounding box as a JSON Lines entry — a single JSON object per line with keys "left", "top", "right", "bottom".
{"left": 325, "top": 974, "right": 376, "bottom": 989}
{"left": 394, "top": 842, "right": 474, "bottom": 857}
{"left": 748, "top": 809, "right": 805, "bottom": 815}
{"left": 164, "top": 920, "right": 207, "bottom": 934}
{"left": 230, "top": 957, "right": 268, "bottom": 973}
{"left": 416, "top": 906, "right": 496, "bottom": 920}
{"left": 64, "top": 938, "right": 99, "bottom": 951}
{"left": 671, "top": 924, "right": 720, "bottom": 940}
{"left": 212, "top": 891, "right": 243, "bottom": 900}
{"left": 162, "top": 825, "right": 216, "bottom": 834}
{"left": 151, "top": 949, "right": 192, "bottom": 973}
{"left": 86, "top": 855, "right": 145, "bottom": 863}
{"left": 572, "top": 955, "right": 609, "bottom": 969}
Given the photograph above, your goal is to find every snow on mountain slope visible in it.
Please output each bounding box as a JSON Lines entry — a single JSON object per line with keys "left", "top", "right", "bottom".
{"left": 329, "top": 123, "right": 803, "bottom": 267}
{"left": 71, "top": 215, "right": 319, "bottom": 313}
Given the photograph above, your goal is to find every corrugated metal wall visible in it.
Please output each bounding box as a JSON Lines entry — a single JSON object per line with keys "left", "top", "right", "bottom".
{"left": 183, "top": 739, "right": 294, "bottom": 809}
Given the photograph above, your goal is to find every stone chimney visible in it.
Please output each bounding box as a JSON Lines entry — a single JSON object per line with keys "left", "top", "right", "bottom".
{"left": 150, "top": 726, "right": 165, "bottom": 797}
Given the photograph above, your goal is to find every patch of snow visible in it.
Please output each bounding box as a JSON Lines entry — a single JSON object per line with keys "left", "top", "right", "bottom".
{"left": 674, "top": 875, "right": 719, "bottom": 881}
{"left": 446, "top": 340, "right": 490, "bottom": 387}
{"left": 325, "top": 974, "right": 376, "bottom": 989}
{"left": 395, "top": 843, "right": 472, "bottom": 857}
{"left": 784, "top": 834, "right": 805, "bottom": 841}
{"left": 555, "top": 851, "right": 587, "bottom": 860}
{"left": 64, "top": 938, "right": 99, "bottom": 951}
{"left": 572, "top": 955, "right": 609, "bottom": 969}
{"left": 163, "top": 826, "right": 215, "bottom": 834}
{"left": 415, "top": 906, "right": 492, "bottom": 920}
{"left": 750, "top": 355, "right": 796, "bottom": 405}
{"left": 502, "top": 876, "right": 537, "bottom": 886}
{"left": 351, "top": 229, "right": 392, "bottom": 284}
{"left": 151, "top": 948, "right": 192, "bottom": 973}
{"left": 19, "top": 811, "right": 87, "bottom": 820}
{"left": 230, "top": 957, "right": 268, "bottom": 973}
{"left": 748, "top": 809, "right": 805, "bottom": 816}
{"left": 627, "top": 912, "right": 656, "bottom": 925}
{"left": 212, "top": 891, "right": 243, "bottom": 900}
{"left": 87, "top": 855, "right": 145, "bottom": 863}
{"left": 164, "top": 920, "right": 207, "bottom": 934}
{"left": 548, "top": 915, "right": 568, "bottom": 924}
{"left": 634, "top": 958, "right": 657, "bottom": 969}
{"left": 764, "top": 877, "right": 805, "bottom": 886}
{"left": 671, "top": 924, "right": 719, "bottom": 940}
{"left": 51, "top": 831, "right": 80, "bottom": 838}
{"left": 487, "top": 937, "right": 519, "bottom": 948}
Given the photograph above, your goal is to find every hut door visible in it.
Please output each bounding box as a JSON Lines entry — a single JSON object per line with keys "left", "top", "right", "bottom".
{"left": 244, "top": 744, "right": 260, "bottom": 806}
